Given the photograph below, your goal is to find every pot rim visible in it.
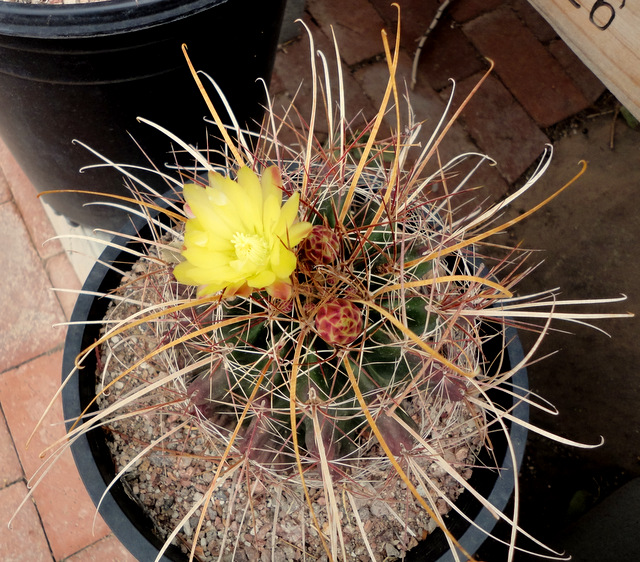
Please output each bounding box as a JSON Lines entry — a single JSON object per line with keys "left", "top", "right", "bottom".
{"left": 0, "top": 0, "right": 229, "bottom": 39}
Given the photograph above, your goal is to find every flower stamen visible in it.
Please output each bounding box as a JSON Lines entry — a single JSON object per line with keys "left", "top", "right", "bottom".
{"left": 231, "top": 232, "right": 270, "bottom": 267}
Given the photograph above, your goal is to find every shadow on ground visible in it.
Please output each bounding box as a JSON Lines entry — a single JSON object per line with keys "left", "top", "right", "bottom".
{"left": 475, "top": 108, "right": 640, "bottom": 561}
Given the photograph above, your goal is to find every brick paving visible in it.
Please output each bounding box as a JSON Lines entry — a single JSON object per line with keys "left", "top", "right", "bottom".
{"left": 0, "top": 0, "right": 606, "bottom": 559}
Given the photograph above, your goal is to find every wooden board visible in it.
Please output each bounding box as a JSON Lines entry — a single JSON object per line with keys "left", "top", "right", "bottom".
{"left": 528, "top": 1, "right": 640, "bottom": 120}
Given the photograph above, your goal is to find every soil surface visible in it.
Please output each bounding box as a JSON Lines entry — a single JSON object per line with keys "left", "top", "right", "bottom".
{"left": 476, "top": 103, "right": 640, "bottom": 560}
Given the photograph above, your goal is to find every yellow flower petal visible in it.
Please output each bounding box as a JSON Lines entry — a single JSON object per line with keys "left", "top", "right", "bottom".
{"left": 173, "top": 261, "right": 205, "bottom": 286}
{"left": 287, "top": 221, "right": 314, "bottom": 247}
{"left": 213, "top": 168, "right": 262, "bottom": 233}
{"left": 270, "top": 245, "right": 297, "bottom": 279}
{"left": 262, "top": 192, "right": 282, "bottom": 237}
{"left": 275, "top": 191, "right": 300, "bottom": 234}
{"left": 236, "top": 167, "right": 263, "bottom": 218}
{"left": 175, "top": 166, "right": 311, "bottom": 296}
{"left": 261, "top": 166, "right": 283, "bottom": 202}
{"left": 183, "top": 183, "right": 239, "bottom": 237}
{"left": 247, "top": 269, "right": 276, "bottom": 288}
{"left": 181, "top": 246, "right": 231, "bottom": 269}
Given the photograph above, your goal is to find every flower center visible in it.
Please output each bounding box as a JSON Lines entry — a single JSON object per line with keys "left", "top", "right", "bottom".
{"left": 231, "top": 232, "right": 270, "bottom": 267}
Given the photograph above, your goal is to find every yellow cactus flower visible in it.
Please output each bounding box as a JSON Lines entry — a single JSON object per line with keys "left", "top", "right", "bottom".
{"left": 173, "top": 166, "right": 312, "bottom": 298}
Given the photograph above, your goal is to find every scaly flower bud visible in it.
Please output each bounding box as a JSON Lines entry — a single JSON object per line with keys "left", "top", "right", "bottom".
{"left": 302, "top": 224, "right": 340, "bottom": 264}
{"left": 315, "top": 299, "right": 363, "bottom": 345}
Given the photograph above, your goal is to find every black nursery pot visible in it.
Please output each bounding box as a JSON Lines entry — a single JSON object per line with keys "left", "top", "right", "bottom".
{"left": 0, "top": 0, "right": 285, "bottom": 229}
{"left": 62, "top": 216, "right": 529, "bottom": 561}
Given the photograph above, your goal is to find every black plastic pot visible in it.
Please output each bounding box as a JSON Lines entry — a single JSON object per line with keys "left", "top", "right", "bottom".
{"left": 62, "top": 214, "right": 529, "bottom": 561}
{"left": 418, "top": 323, "right": 529, "bottom": 562}
{"left": 0, "top": 0, "right": 285, "bottom": 229}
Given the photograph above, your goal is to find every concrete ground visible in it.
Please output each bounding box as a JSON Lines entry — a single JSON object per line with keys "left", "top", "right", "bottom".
{"left": 0, "top": 0, "right": 638, "bottom": 560}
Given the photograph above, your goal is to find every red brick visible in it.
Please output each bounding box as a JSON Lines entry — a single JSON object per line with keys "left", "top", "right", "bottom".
{"left": 463, "top": 6, "right": 590, "bottom": 127}
{"left": 450, "top": 0, "right": 505, "bottom": 23}
{"left": 548, "top": 39, "right": 606, "bottom": 105}
{"left": 369, "top": 0, "right": 440, "bottom": 55}
{"left": 510, "top": 0, "right": 558, "bottom": 43}
{"left": 0, "top": 137, "right": 63, "bottom": 261}
{"left": 271, "top": 17, "right": 378, "bottom": 144}
{"left": 354, "top": 51, "right": 450, "bottom": 144}
{"left": 0, "top": 482, "right": 53, "bottom": 562}
{"left": 307, "top": 0, "right": 386, "bottom": 66}
{"left": 411, "top": 13, "right": 484, "bottom": 91}
{"left": 45, "top": 252, "right": 82, "bottom": 322}
{"left": 354, "top": 51, "right": 509, "bottom": 204}
{"left": 444, "top": 73, "right": 549, "bottom": 183}
{"left": 0, "top": 167, "right": 10, "bottom": 205}
{"left": 64, "top": 534, "right": 135, "bottom": 562}
{"left": 0, "top": 202, "right": 65, "bottom": 372}
{"left": 0, "top": 409, "right": 23, "bottom": 489}
{"left": 0, "top": 352, "right": 110, "bottom": 560}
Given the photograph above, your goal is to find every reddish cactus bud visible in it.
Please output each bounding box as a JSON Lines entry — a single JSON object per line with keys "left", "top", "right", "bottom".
{"left": 302, "top": 225, "right": 340, "bottom": 264}
{"left": 315, "top": 299, "right": 363, "bottom": 345}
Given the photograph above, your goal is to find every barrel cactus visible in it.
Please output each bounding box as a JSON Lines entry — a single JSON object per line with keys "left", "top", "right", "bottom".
{"left": 176, "top": 162, "right": 470, "bottom": 475}
{"left": 28, "top": 15, "right": 632, "bottom": 562}
{"left": 145, "top": 157, "right": 495, "bottom": 560}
